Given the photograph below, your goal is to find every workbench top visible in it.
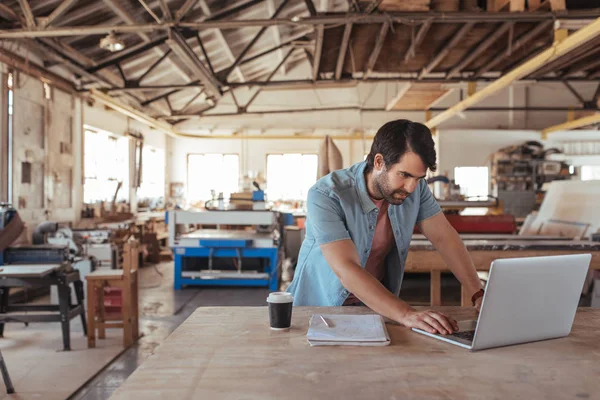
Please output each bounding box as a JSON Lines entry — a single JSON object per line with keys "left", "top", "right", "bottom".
{"left": 410, "top": 239, "right": 600, "bottom": 251}
{"left": 109, "top": 306, "right": 600, "bottom": 400}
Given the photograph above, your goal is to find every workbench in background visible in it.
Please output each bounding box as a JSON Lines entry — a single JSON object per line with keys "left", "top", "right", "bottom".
{"left": 109, "top": 306, "right": 600, "bottom": 399}
{"left": 407, "top": 239, "right": 600, "bottom": 306}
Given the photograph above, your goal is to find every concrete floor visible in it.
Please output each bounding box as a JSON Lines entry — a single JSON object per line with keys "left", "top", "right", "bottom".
{"left": 68, "top": 262, "right": 461, "bottom": 400}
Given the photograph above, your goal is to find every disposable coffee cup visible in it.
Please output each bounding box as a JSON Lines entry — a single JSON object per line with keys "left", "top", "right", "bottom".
{"left": 267, "top": 292, "right": 293, "bottom": 330}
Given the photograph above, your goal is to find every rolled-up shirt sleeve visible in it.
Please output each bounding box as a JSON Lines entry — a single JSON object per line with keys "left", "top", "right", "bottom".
{"left": 307, "top": 188, "right": 351, "bottom": 245}
{"left": 416, "top": 179, "right": 442, "bottom": 222}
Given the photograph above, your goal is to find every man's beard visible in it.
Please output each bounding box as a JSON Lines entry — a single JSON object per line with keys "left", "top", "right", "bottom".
{"left": 375, "top": 174, "right": 411, "bottom": 205}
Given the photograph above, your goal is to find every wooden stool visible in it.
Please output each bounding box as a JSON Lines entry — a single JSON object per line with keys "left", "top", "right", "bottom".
{"left": 86, "top": 241, "right": 140, "bottom": 348}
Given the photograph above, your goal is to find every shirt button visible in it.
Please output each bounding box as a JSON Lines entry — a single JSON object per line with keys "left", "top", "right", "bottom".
{"left": 364, "top": 249, "right": 368, "bottom": 254}
{"left": 369, "top": 226, "right": 374, "bottom": 230}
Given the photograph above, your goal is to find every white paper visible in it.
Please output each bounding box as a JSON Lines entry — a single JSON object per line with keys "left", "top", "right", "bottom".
{"left": 307, "top": 314, "right": 390, "bottom": 345}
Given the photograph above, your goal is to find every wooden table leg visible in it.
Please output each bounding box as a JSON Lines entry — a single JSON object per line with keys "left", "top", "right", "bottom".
{"left": 97, "top": 286, "right": 105, "bottom": 340}
{"left": 430, "top": 271, "right": 441, "bottom": 306}
{"left": 122, "top": 284, "right": 133, "bottom": 347}
{"left": 86, "top": 281, "right": 96, "bottom": 348}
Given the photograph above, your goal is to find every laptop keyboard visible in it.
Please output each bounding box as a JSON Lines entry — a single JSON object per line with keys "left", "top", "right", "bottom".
{"left": 450, "top": 330, "right": 475, "bottom": 342}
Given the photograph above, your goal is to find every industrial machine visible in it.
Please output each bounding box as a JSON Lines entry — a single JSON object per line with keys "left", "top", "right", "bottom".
{"left": 168, "top": 210, "right": 281, "bottom": 291}
{"left": 0, "top": 204, "right": 87, "bottom": 351}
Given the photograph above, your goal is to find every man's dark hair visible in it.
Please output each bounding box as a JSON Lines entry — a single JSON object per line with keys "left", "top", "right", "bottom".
{"left": 365, "top": 119, "right": 437, "bottom": 172}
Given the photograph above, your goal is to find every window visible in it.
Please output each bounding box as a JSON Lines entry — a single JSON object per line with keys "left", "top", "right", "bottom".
{"left": 137, "top": 146, "right": 165, "bottom": 200}
{"left": 266, "top": 154, "right": 318, "bottom": 202}
{"left": 581, "top": 166, "right": 600, "bottom": 181}
{"left": 84, "top": 127, "right": 129, "bottom": 203}
{"left": 187, "top": 154, "right": 239, "bottom": 203}
{"left": 454, "top": 167, "right": 489, "bottom": 198}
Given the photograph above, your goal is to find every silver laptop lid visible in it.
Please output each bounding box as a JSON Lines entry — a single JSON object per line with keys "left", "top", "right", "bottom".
{"left": 472, "top": 254, "right": 591, "bottom": 350}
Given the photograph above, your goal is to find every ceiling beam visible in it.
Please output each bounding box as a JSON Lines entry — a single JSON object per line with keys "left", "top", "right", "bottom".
{"left": 245, "top": 48, "right": 295, "bottom": 110}
{"left": 473, "top": 20, "right": 552, "bottom": 78}
{"left": 0, "top": 47, "right": 76, "bottom": 94}
{"left": 335, "top": 23, "right": 353, "bottom": 80}
{"left": 40, "top": 0, "right": 78, "bottom": 28}
{"left": 385, "top": 83, "right": 412, "bottom": 111}
{"left": 164, "top": 105, "right": 600, "bottom": 121}
{"left": 0, "top": 4, "right": 19, "bottom": 22}
{"left": 175, "top": 0, "right": 199, "bottom": 22}
{"left": 17, "top": 0, "right": 36, "bottom": 27}
{"left": 87, "top": 36, "right": 168, "bottom": 73}
{"left": 199, "top": 0, "right": 245, "bottom": 83}
{"left": 90, "top": 89, "right": 183, "bottom": 137}
{"left": 267, "top": 0, "right": 287, "bottom": 75}
{"left": 404, "top": 20, "right": 432, "bottom": 62}
{"left": 312, "top": 24, "right": 324, "bottom": 81}
{"left": 304, "top": 0, "right": 317, "bottom": 16}
{"left": 559, "top": 54, "right": 600, "bottom": 77}
{"left": 166, "top": 28, "right": 221, "bottom": 98}
{"left": 543, "top": 113, "right": 600, "bottom": 135}
{"left": 54, "top": 1, "right": 105, "bottom": 26}
{"left": 103, "top": 0, "right": 192, "bottom": 85}
{"left": 158, "top": 0, "right": 172, "bottom": 21}
{"left": 222, "top": 0, "right": 292, "bottom": 81}
{"left": 363, "top": 22, "right": 389, "bottom": 80}
{"left": 562, "top": 80, "right": 586, "bottom": 105}
{"left": 137, "top": 0, "right": 162, "bottom": 23}
{"left": 136, "top": 49, "right": 172, "bottom": 84}
{"left": 418, "top": 23, "right": 475, "bottom": 80}
{"left": 101, "top": 76, "right": 597, "bottom": 94}
{"left": 446, "top": 22, "right": 514, "bottom": 79}
{"left": 5, "top": 11, "right": 600, "bottom": 39}
{"left": 425, "top": 17, "right": 600, "bottom": 129}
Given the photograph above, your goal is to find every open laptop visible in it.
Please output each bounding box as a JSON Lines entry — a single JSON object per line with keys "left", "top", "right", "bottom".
{"left": 412, "top": 254, "right": 591, "bottom": 351}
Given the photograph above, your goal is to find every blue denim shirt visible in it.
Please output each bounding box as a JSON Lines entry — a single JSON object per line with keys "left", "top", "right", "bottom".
{"left": 287, "top": 161, "right": 441, "bottom": 306}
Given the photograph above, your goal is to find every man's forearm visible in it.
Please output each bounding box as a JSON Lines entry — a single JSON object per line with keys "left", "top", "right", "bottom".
{"left": 435, "top": 232, "right": 482, "bottom": 296}
{"left": 338, "top": 263, "right": 412, "bottom": 322}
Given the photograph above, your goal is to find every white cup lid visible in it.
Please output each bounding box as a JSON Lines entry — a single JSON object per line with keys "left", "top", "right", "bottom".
{"left": 267, "top": 292, "right": 293, "bottom": 304}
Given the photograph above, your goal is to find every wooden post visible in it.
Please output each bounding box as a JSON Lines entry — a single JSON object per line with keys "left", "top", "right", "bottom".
{"left": 87, "top": 282, "right": 96, "bottom": 348}
{"left": 97, "top": 286, "right": 106, "bottom": 339}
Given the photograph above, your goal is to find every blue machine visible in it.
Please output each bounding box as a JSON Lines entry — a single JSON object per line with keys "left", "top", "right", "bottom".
{"left": 168, "top": 210, "right": 280, "bottom": 291}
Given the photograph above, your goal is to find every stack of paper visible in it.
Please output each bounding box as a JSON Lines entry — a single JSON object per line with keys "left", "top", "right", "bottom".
{"left": 306, "top": 314, "right": 391, "bottom": 346}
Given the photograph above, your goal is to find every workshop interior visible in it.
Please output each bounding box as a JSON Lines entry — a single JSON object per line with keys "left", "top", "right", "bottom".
{"left": 0, "top": 0, "right": 599, "bottom": 399}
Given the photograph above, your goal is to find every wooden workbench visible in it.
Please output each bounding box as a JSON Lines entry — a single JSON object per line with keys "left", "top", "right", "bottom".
{"left": 406, "top": 239, "right": 600, "bottom": 306}
{"left": 110, "top": 306, "right": 600, "bottom": 400}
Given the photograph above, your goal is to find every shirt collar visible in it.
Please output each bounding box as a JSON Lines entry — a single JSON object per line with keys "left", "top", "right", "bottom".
{"left": 356, "top": 161, "right": 378, "bottom": 214}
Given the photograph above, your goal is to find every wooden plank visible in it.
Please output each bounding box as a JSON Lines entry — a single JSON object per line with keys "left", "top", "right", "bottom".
{"left": 418, "top": 22, "right": 475, "bottom": 80}
{"left": 389, "top": 83, "right": 450, "bottom": 110}
{"left": 363, "top": 22, "right": 389, "bottom": 80}
{"left": 446, "top": 22, "right": 513, "bottom": 79}
{"left": 109, "top": 306, "right": 600, "bottom": 400}
{"left": 404, "top": 20, "right": 432, "bottom": 62}
{"left": 430, "top": 270, "right": 441, "bottom": 306}
{"left": 335, "top": 23, "right": 353, "bottom": 80}
{"left": 17, "top": 0, "right": 36, "bottom": 27}
{"left": 312, "top": 24, "right": 324, "bottom": 81}
{"left": 378, "top": 0, "right": 430, "bottom": 11}
{"left": 543, "top": 113, "right": 600, "bottom": 135}
{"left": 405, "top": 249, "right": 600, "bottom": 272}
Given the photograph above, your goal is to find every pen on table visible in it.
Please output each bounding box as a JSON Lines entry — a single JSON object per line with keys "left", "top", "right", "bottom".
{"left": 319, "top": 315, "right": 330, "bottom": 328}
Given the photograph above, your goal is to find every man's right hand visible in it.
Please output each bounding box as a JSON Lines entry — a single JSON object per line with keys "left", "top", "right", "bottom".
{"left": 399, "top": 310, "right": 459, "bottom": 335}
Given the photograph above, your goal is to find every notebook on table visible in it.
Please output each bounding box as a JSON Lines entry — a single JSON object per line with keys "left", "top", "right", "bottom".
{"left": 306, "top": 314, "right": 391, "bottom": 346}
